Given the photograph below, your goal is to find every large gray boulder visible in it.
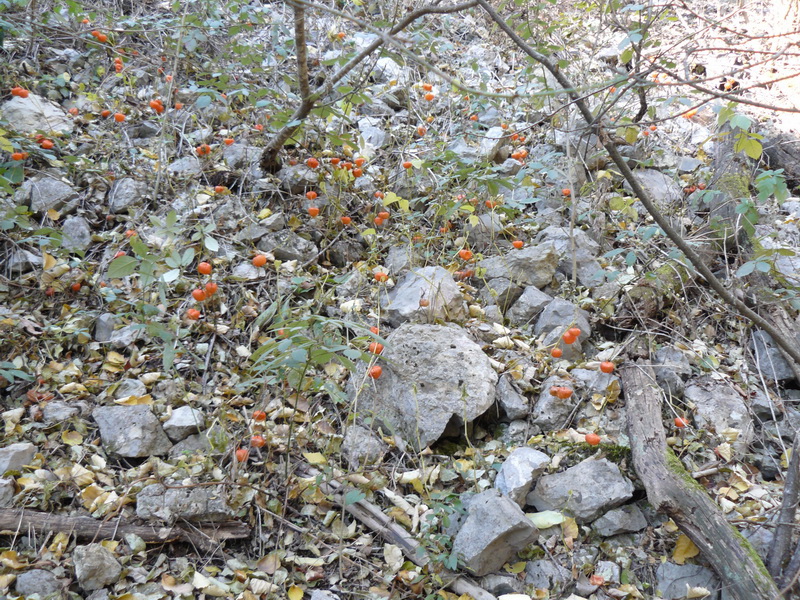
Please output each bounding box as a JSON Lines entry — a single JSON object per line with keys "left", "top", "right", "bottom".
{"left": 93, "top": 406, "right": 172, "bottom": 457}
{"left": 478, "top": 243, "right": 558, "bottom": 288}
{"left": 452, "top": 489, "right": 538, "bottom": 576}
{"left": 534, "top": 226, "right": 604, "bottom": 287}
{"left": 348, "top": 323, "right": 497, "bottom": 449}
{"left": 380, "top": 266, "right": 467, "bottom": 326}
{"left": 13, "top": 174, "right": 77, "bottom": 213}
{"left": 109, "top": 178, "right": 148, "bottom": 213}
{"left": 73, "top": 543, "right": 121, "bottom": 591}
{"left": 0, "top": 94, "right": 74, "bottom": 134}
{"left": 527, "top": 458, "right": 634, "bottom": 523}
{"left": 15, "top": 568, "right": 62, "bottom": 598}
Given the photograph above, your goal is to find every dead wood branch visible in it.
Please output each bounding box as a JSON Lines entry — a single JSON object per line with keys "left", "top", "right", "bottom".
{"left": 620, "top": 361, "right": 780, "bottom": 600}
{"left": 0, "top": 508, "right": 250, "bottom": 553}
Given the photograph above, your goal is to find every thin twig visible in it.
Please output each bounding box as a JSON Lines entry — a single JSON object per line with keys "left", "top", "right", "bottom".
{"left": 770, "top": 434, "right": 800, "bottom": 578}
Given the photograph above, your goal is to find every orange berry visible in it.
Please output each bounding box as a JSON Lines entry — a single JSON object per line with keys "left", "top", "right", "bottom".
{"left": 308, "top": 207, "right": 320, "bottom": 217}
{"left": 352, "top": 167, "right": 363, "bottom": 178}
{"left": 512, "top": 240, "right": 524, "bottom": 249}
{"left": 419, "top": 298, "right": 430, "bottom": 307}
{"left": 562, "top": 188, "right": 571, "bottom": 197}
{"left": 551, "top": 347, "right": 563, "bottom": 358}
{"left": 174, "top": 102, "right": 184, "bottom": 110}
{"left": 330, "top": 157, "right": 341, "bottom": 166}
{"left": 368, "top": 342, "right": 384, "bottom": 354}
{"left": 223, "top": 138, "right": 235, "bottom": 145}
{"left": 368, "top": 365, "right": 382, "bottom": 379}
{"left": 354, "top": 157, "right": 366, "bottom": 167}
{"left": 501, "top": 123, "right": 509, "bottom": 129}
{"left": 205, "top": 281, "right": 218, "bottom": 296}
{"left": 402, "top": 161, "right": 412, "bottom": 169}
{"left": 214, "top": 185, "right": 226, "bottom": 194}
{"left": 675, "top": 417, "right": 689, "bottom": 428}
{"left": 71, "top": 282, "right": 82, "bottom": 292}
{"left": 600, "top": 361, "right": 615, "bottom": 374}
{"left": 698, "top": 183, "right": 707, "bottom": 190}
{"left": 68, "top": 107, "right": 79, "bottom": 116}
{"left": 252, "top": 254, "right": 267, "bottom": 267}
{"left": 235, "top": 448, "right": 249, "bottom": 462}
{"left": 192, "top": 288, "right": 207, "bottom": 302}
{"left": 422, "top": 83, "right": 433, "bottom": 91}
{"left": 113, "top": 250, "right": 126, "bottom": 259}
{"left": 567, "top": 327, "right": 581, "bottom": 337}
{"left": 585, "top": 433, "right": 601, "bottom": 446}
{"left": 305, "top": 190, "right": 318, "bottom": 200}
{"left": 38, "top": 139, "right": 53, "bottom": 150}
{"left": 125, "top": 229, "right": 137, "bottom": 238}
{"left": 370, "top": 326, "right": 380, "bottom": 335}
{"left": 113, "top": 113, "right": 125, "bottom": 122}
{"left": 101, "top": 109, "right": 111, "bottom": 118}
{"left": 254, "top": 123, "right": 263, "bottom": 131}
{"left": 556, "top": 387, "right": 573, "bottom": 400}
{"left": 374, "top": 272, "right": 388, "bottom": 282}
{"left": 469, "top": 114, "right": 478, "bottom": 121}
{"left": 374, "top": 216, "right": 385, "bottom": 226}
{"left": 417, "top": 126, "right": 427, "bottom": 136}
{"left": 458, "top": 249, "right": 473, "bottom": 261}
{"left": 250, "top": 435, "right": 266, "bottom": 448}
{"left": 485, "top": 200, "right": 499, "bottom": 209}
{"left": 642, "top": 130, "right": 650, "bottom": 137}
{"left": 424, "top": 92, "right": 435, "bottom": 101}
{"left": 378, "top": 211, "right": 390, "bottom": 220}
{"left": 306, "top": 157, "right": 319, "bottom": 168}
{"left": 97, "top": 33, "right": 107, "bottom": 43}
{"left": 186, "top": 308, "right": 201, "bottom": 320}
{"left": 562, "top": 332, "right": 577, "bottom": 345}
{"left": 253, "top": 410, "right": 267, "bottom": 421}
{"left": 374, "top": 191, "right": 385, "bottom": 199}
{"left": 340, "top": 216, "right": 352, "bottom": 225}
{"left": 10, "top": 152, "right": 24, "bottom": 161}
{"left": 197, "top": 262, "right": 212, "bottom": 275}
{"left": 82, "top": 18, "right": 90, "bottom": 24}
{"left": 45, "top": 287, "right": 55, "bottom": 297}
{"left": 649, "top": 125, "right": 657, "bottom": 131}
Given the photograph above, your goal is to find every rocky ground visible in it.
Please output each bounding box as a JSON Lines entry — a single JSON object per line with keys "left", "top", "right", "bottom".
{"left": 1, "top": 0, "right": 800, "bottom": 599}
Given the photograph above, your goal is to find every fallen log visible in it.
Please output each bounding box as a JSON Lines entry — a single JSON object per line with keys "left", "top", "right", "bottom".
{"left": 620, "top": 361, "right": 780, "bottom": 600}
{"left": 0, "top": 508, "right": 250, "bottom": 553}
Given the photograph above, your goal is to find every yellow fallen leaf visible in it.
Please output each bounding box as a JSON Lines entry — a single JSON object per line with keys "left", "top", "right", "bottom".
{"left": 561, "top": 516, "right": 579, "bottom": 540}
{"left": 61, "top": 430, "right": 83, "bottom": 446}
{"left": 0, "top": 550, "right": 27, "bottom": 569}
{"left": 303, "top": 452, "right": 327, "bottom": 465}
{"left": 288, "top": 585, "right": 304, "bottom": 600}
{"left": 673, "top": 533, "right": 699, "bottom": 564}
{"left": 114, "top": 394, "right": 153, "bottom": 406}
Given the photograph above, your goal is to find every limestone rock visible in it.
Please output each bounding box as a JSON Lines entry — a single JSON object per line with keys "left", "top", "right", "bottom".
{"left": 93, "top": 406, "right": 172, "bottom": 457}
{"left": 348, "top": 323, "right": 497, "bottom": 449}
{"left": 0, "top": 94, "right": 74, "bottom": 134}
{"left": 163, "top": 406, "right": 205, "bottom": 442}
{"left": 73, "top": 543, "right": 121, "bottom": 591}
{"left": 136, "top": 482, "right": 233, "bottom": 522}
{"left": 0, "top": 442, "right": 36, "bottom": 475}
{"left": 381, "top": 266, "right": 467, "bottom": 326}
{"left": 478, "top": 243, "right": 558, "bottom": 288}
{"left": 495, "top": 447, "right": 550, "bottom": 506}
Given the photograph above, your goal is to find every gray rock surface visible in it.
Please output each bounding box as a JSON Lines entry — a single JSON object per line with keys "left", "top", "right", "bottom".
{"left": 348, "top": 323, "right": 497, "bottom": 449}
{"left": 656, "top": 562, "right": 720, "bottom": 600}
{"left": 223, "top": 143, "right": 260, "bottom": 168}
{"left": 15, "top": 569, "right": 62, "bottom": 598}
{"left": 478, "top": 126, "right": 507, "bottom": 162}
{"left": 43, "top": 400, "right": 80, "bottom": 423}
{"left": 480, "top": 278, "right": 523, "bottom": 311}
{"left": 685, "top": 376, "right": 754, "bottom": 450}
{"left": 0, "top": 478, "right": 14, "bottom": 507}
{"left": 73, "top": 543, "right": 121, "bottom": 591}
{"left": 109, "top": 178, "right": 148, "bottom": 213}
{"left": 506, "top": 286, "right": 552, "bottom": 326}
{"left": 624, "top": 169, "right": 683, "bottom": 208}
{"left": 750, "top": 330, "right": 795, "bottom": 381}
{"left": 534, "top": 298, "right": 592, "bottom": 361}
{"left": 0, "top": 442, "right": 36, "bottom": 475}
{"left": 467, "top": 213, "right": 504, "bottom": 249}
{"left": 525, "top": 559, "right": 571, "bottom": 590}
{"left": 452, "top": 489, "right": 538, "bottom": 576}
{"left": 13, "top": 174, "right": 78, "bottom": 213}
{"left": 94, "top": 313, "right": 117, "bottom": 342}
{"left": 114, "top": 378, "right": 147, "bottom": 399}
{"left": 61, "top": 215, "right": 92, "bottom": 252}
{"left": 478, "top": 243, "right": 558, "bottom": 288}
{"left": 93, "top": 406, "right": 172, "bottom": 457}
{"left": 136, "top": 482, "right": 233, "bottom": 522}
{"left": 495, "top": 374, "right": 529, "bottom": 421}
{"left": 258, "top": 229, "right": 318, "bottom": 262}
{"left": 380, "top": 266, "right": 467, "bottom": 326}
{"left": 495, "top": 447, "right": 550, "bottom": 506}
{"left": 480, "top": 573, "right": 525, "bottom": 595}
{"left": 0, "top": 94, "right": 74, "bottom": 134}
{"left": 163, "top": 406, "right": 205, "bottom": 442}
{"left": 653, "top": 346, "right": 692, "bottom": 398}
{"left": 592, "top": 504, "right": 648, "bottom": 536}
{"left": 167, "top": 156, "right": 203, "bottom": 176}
{"left": 531, "top": 375, "right": 576, "bottom": 431}
{"left": 309, "top": 591, "right": 341, "bottom": 600}
{"left": 527, "top": 458, "right": 634, "bottom": 523}
{"left": 341, "top": 425, "right": 388, "bottom": 469}
{"left": 535, "top": 225, "right": 604, "bottom": 287}
{"left": 277, "top": 164, "right": 319, "bottom": 193}
{"left": 385, "top": 245, "right": 414, "bottom": 275}
{"left": 8, "top": 248, "right": 41, "bottom": 274}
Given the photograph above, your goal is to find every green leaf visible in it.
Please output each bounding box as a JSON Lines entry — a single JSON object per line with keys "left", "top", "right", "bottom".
{"left": 735, "top": 261, "right": 756, "bottom": 277}
{"left": 344, "top": 489, "right": 366, "bottom": 505}
{"left": 108, "top": 255, "right": 139, "bottom": 278}
{"left": 204, "top": 237, "right": 219, "bottom": 252}
{"left": 729, "top": 114, "right": 751, "bottom": 130}
{"left": 619, "top": 46, "right": 633, "bottom": 64}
